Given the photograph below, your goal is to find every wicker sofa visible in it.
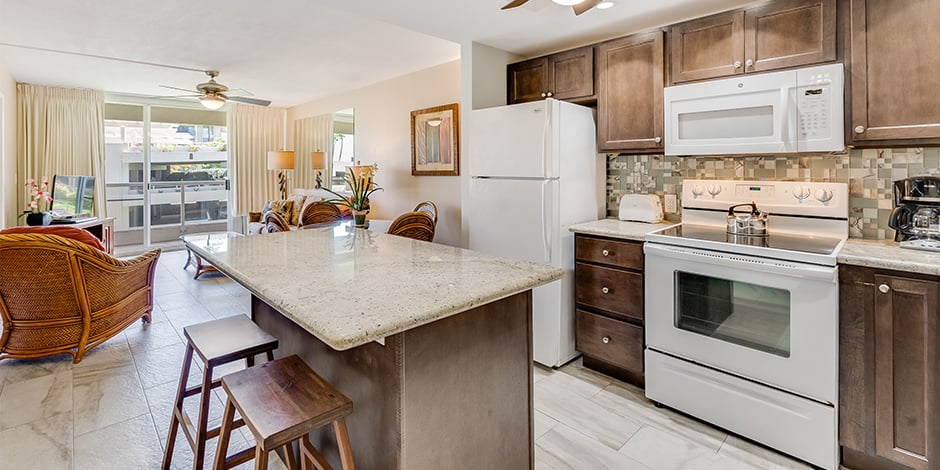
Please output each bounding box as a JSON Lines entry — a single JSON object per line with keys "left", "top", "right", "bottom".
{"left": 0, "top": 231, "right": 160, "bottom": 363}
{"left": 248, "top": 188, "right": 353, "bottom": 234}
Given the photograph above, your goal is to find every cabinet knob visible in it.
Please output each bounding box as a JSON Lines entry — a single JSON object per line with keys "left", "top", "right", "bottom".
{"left": 745, "top": 59, "right": 754, "bottom": 68}
{"left": 541, "top": 92, "right": 547, "bottom": 98}
{"left": 878, "top": 284, "right": 890, "bottom": 294}
{"left": 602, "top": 336, "right": 611, "bottom": 344}
{"left": 733, "top": 60, "right": 742, "bottom": 69}
{"left": 602, "top": 287, "right": 609, "bottom": 294}
{"left": 654, "top": 136, "right": 662, "bottom": 144}
{"left": 546, "top": 91, "right": 553, "bottom": 97}
{"left": 854, "top": 125, "right": 866, "bottom": 134}
{"left": 602, "top": 249, "right": 610, "bottom": 257}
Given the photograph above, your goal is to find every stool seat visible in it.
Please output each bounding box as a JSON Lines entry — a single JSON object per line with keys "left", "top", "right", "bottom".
{"left": 184, "top": 315, "right": 278, "bottom": 367}
{"left": 215, "top": 355, "right": 355, "bottom": 470}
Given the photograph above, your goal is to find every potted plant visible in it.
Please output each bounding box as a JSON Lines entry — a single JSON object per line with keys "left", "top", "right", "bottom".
{"left": 20, "top": 177, "right": 53, "bottom": 226}
{"left": 323, "top": 162, "right": 382, "bottom": 227}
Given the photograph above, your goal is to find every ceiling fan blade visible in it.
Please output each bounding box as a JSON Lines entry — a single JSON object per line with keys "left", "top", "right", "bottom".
{"left": 226, "top": 95, "right": 271, "bottom": 107}
{"left": 222, "top": 88, "right": 254, "bottom": 97}
{"left": 501, "top": 0, "right": 529, "bottom": 10}
{"left": 573, "top": 0, "right": 602, "bottom": 15}
{"left": 159, "top": 84, "right": 198, "bottom": 93}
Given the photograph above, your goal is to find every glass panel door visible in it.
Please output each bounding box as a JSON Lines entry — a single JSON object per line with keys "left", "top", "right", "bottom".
{"left": 674, "top": 271, "right": 791, "bottom": 357}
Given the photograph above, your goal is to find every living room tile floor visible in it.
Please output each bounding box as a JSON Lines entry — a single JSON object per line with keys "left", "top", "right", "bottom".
{"left": 0, "top": 249, "right": 813, "bottom": 469}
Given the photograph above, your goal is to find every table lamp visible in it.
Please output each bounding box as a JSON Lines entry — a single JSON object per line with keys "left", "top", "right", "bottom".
{"left": 311, "top": 151, "right": 326, "bottom": 189}
{"left": 267, "top": 150, "right": 295, "bottom": 200}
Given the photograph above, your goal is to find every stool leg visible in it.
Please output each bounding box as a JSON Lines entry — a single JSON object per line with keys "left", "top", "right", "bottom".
{"left": 254, "top": 445, "right": 268, "bottom": 470}
{"left": 214, "top": 397, "right": 237, "bottom": 470}
{"left": 246, "top": 355, "right": 255, "bottom": 368}
{"left": 162, "top": 343, "right": 195, "bottom": 470}
{"left": 333, "top": 419, "right": 355, "bottom": 470}
{"left": 194, "top": 364, "right": 215, "bottom": 469}
{"left": 299, "top": 435, "right": 331, "bottom": 470}
{"left": 281, "top": 442, "right": 298, "bottom": 470}
{"left": 266, "top": 350, "right": 274, "bottom": 361}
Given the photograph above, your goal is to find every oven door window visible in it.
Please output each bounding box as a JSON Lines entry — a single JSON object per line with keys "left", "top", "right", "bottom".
{"left": 674, "top": 271, "right": 791, "bottom": 357}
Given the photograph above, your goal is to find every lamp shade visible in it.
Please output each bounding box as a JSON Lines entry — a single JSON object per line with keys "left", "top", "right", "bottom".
{"left": 311, "top": 151, "right": 326, "bottom": 169}
{"left": 267, "top": 150, "right": 295, "bottom": 170}
{"left": 199, "top": 95, "right": 225, "bottom": 110}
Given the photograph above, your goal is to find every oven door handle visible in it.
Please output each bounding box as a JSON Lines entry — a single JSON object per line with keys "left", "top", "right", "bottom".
{"left": 644, "top": 243, "right": 837, "bottom": 282}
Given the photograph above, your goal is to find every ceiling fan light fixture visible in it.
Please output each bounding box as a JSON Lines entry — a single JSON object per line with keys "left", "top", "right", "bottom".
{"left": 199, "top": 94, "right": 225, "bottom": 110}
{"left": 596, "top": 1, "right": 615, "bottom": 9}
{"left": 551, "top": 0, "right": 584, "bottom": 6}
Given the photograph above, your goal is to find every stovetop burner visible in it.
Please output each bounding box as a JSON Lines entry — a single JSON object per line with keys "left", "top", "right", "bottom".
{"left": 655, "top": 224, "right": 843, "bottom": 256}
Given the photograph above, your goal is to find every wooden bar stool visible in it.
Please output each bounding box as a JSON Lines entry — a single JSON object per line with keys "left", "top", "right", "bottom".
{"left": 162, "top": 315, "right": 279, "bottom": 470}
{"left": 214, "top": 354, "right": 355, "bottom": 470}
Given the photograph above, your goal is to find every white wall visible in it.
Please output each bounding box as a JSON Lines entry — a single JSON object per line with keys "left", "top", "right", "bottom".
{"left": 288, "top": 61, "right": 462, "bottom": 246}
{"left": 0, "top": 50, "right": 16, "bottom": 228}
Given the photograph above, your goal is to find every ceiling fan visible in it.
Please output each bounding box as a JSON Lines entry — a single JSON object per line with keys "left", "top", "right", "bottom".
{"left": 159, "top": 70, "right": 272, "bottom": 110}
{"left": 502, "top": 0, "right": 605, "bottom": 16}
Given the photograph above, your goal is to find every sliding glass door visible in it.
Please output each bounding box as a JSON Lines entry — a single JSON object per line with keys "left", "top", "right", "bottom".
{"left": 104, "top": 103, "right": 228, "bottom": 252}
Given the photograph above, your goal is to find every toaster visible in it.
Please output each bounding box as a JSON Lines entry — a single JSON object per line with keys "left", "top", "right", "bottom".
{"left": 618, "top": 194, "right": 664, "bottom": 223}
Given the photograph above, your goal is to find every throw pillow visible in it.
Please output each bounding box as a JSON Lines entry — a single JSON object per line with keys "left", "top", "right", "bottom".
{"left": 266, "top": 199, "right": 294, "bottom": 222}
{"left": 286, "top": 194, "right": 307, "bottom": 226}
{"left": 0, "top": 226, "right": 105, "bottom": 251}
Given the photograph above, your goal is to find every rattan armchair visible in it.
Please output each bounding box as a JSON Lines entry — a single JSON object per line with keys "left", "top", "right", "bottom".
{"left": 299, "top": 201, "right": 343, "bottom": 227}
{"left": 263, "top": 211, "right": 291, "bottom": 233}
{"left": 0, "top": 233, "right": 160, "bottom": 363}
{"left": 387, "top": 211, "right": 436, "bottom": 242}
{"left": 413, "top": 201, "right": 438, "bottom": 225}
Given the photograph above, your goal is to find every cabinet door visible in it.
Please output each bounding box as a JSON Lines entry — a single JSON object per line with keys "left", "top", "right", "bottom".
{"left": 744, "top": 0, "right": 835, "bottom": 73}
{"left": 669, "top": 11, "right": 744, "bottom": 83}
{"left": 597, "top": 31, "right": 664, "bottom": 152}
{"left": 873, "top": 274, "right": 939, "bottom": 470}
{"left": 850, "top": 0, "right": 940, "bottom": 143}
{"left": 507, "top": 57, "right": 549, "bottom": 104}
{"left": 547, "top": 46, "right": 594, "bottom": 102}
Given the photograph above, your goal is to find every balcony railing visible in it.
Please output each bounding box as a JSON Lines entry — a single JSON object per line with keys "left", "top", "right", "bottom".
{"left": 105, "top": 180, "right": 229, "bottom": 245}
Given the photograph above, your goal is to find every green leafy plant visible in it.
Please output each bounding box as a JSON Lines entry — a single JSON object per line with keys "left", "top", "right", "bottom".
{"left": 322, "top": 166, "right": 382, "bottom": 212}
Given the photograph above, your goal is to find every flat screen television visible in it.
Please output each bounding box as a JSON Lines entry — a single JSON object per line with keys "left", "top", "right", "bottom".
{"left": 51, "top": 175, "right": 95, "bottom": 216}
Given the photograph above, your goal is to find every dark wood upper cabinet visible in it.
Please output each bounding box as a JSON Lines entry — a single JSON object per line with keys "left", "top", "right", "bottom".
{"left": 670, "top": 0, "right": 835, "bottom": 84}
{"left": 596, "top": 31, "right": 664, "bottom": 152}
{"left": 848, "top": 0, "right": 940, "bottom": 145}
{"left": 670, "top": 11, "right": 745, "bottom": 83}
{"left": 840, "top": 265, "right": 940, "bottom": 470}
{"left": 507, "top": 45, "right": 594, "bottom": 104}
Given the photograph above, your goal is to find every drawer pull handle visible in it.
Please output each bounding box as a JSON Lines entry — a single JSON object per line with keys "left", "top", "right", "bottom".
{"left": 602, "top": 287, "right": 609, "bottom": 294}
{"left": 602, "top": 336, "right": 610, "bottom": 344}
{"left": 878, "top": 284, "right": 890, "bottom": 294}
{"left": 602, "top": 249, "right": 609, "bottom": 257}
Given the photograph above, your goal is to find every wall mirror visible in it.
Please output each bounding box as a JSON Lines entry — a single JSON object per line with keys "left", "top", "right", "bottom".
{"left": 331, "top": 108, "right": 355, "bottom": 192}
{"left": 293, "top": 108, "right": 354, "bottom": 192}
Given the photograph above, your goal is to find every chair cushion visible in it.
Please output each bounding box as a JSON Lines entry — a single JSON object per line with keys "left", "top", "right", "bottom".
{"left": 0, "top": 226, "right": 105, "bottom": 250}
{"left": 263, "top": 199, "right": 294, "bottom": 221}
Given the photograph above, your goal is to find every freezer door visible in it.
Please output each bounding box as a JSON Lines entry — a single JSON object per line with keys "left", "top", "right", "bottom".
{"left": 469, "top": 178, "right": 556, "bottom": 264}
{"left": 470, "top": 100, "right": 551, "bottom": 178}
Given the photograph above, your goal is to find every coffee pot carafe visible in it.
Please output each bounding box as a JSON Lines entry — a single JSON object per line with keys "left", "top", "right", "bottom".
{"left": 889, "top": 176, "right": 940, "bottom": 250}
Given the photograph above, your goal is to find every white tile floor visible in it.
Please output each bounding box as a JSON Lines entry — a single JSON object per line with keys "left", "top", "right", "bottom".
{"left": 0, "top": 249, "right": 813, "bottom": 469}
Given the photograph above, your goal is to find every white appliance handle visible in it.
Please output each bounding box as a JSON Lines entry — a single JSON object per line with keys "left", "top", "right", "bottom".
{"left": 542, "top": 100, "right": 552, "bottom": 178}
{"left": 780, "top": 86, "right": 791, "bottom": 151}
{"left": 541, "top": 180, "right": 551, "bottom": 263}
{"left": 644, "top": 243, "right": 837, "bottom": 282}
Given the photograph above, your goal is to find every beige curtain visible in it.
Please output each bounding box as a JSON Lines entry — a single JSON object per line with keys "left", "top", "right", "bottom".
{"left": 228, "top": 104, "right": 287, "bottom": 215}
{"left": 16, "top": 84, "right": 106, "bottom": 216}
{"left": 293, "top": 114, "right": 334, "bottom": 190}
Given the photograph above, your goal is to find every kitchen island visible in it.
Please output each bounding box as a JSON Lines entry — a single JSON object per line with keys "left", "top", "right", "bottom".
{"left": 186, "top": 226, "right": 563, "bottom": 470}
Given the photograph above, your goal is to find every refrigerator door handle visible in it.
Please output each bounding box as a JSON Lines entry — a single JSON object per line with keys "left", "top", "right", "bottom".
{"left": 541, "top": 180, "right": 551, "bottom": 263}
{"left": 542, "top": 100, "right": 552, "bottom": 178}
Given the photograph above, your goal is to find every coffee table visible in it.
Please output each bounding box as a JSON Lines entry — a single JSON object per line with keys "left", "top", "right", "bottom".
{"left": 180, "top": 231, "right": 243, "bottom": 279}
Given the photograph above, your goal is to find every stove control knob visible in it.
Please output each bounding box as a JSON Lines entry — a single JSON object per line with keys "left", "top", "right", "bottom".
{"left": 691, "top": 185, "right": 705, "bottom": 197}
{"left": 794, "top": 186, "right": 812, "bottom": 202}
{"left": 707, "top": 184, "right": 722, "bottom": 197}
{"left": 814, "top": 188, "right": 833, "bottom": 203}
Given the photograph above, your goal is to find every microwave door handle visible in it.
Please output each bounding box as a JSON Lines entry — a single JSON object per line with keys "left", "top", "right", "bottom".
{"left": 780, "top": 87, "right": 791, "bottom": 151}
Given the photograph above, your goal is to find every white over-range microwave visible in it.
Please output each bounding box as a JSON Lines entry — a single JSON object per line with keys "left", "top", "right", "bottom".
{"left": 664, "top": 63, "right": 844, "bottom": 156}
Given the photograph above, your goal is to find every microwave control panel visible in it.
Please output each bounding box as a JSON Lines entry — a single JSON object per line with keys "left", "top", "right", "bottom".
{"left": 797, "top": 71, "right": 835, "bottom": 141}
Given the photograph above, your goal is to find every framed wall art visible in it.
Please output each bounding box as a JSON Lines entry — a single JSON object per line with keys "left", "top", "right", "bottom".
{"left": 411, "top": 103, "right": 459, "bottom": 176}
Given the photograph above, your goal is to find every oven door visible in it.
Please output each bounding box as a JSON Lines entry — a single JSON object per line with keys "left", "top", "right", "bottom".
{"left": 645, "top": 243, "right": 838, "bottom": 404}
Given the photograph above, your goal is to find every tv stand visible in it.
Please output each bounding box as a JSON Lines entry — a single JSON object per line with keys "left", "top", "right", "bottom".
{"left": 71, "top": 217, "right": 114, "bottom": 255}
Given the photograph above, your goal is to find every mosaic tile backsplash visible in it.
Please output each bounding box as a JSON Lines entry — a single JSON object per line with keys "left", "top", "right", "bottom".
{"left": 605, "top": 147, "right": 940, "bottom": 240}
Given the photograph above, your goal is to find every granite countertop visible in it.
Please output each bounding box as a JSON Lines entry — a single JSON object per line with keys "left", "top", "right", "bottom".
{"left": 569, "top": 218, "right": 678, "bottom": 241}
{"left": 186, "top": 227, "right": 563, "bottom": 351}
{"left": 838, "top": 239, "right": 940, "bottom": 276}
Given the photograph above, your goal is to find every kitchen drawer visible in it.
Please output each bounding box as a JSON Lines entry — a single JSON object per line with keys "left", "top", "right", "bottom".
{"left": 575, "top": 263, "right": 643, "bottom": 321}
{"left": 575, "top": 235, "right": 643, "bottom": 270}
{"left": 576, "top": 309, "right": 644, "bottom": 373}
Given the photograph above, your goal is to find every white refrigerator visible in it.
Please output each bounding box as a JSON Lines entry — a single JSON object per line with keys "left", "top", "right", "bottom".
{"left": 468, "top": 99, "right": 603, "bottom": 367}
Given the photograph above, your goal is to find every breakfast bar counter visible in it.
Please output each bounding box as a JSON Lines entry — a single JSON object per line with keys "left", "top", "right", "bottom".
{"left": 186, "top": 226, "right": 563, "bottom": 470}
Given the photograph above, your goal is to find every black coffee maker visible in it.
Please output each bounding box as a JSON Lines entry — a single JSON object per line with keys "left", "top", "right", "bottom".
{"left": 888, "top": 176, "right": 940, "bottom": 241}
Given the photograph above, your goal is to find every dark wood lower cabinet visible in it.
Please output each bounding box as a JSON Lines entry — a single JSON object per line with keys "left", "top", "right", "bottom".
{"left": 840, "top": 265, "right": 940, "bottom": 470}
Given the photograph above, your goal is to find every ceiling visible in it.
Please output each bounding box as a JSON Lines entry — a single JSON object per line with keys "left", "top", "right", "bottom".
{"left": 0, "top": 0, "right": 754, "bottom": 108}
